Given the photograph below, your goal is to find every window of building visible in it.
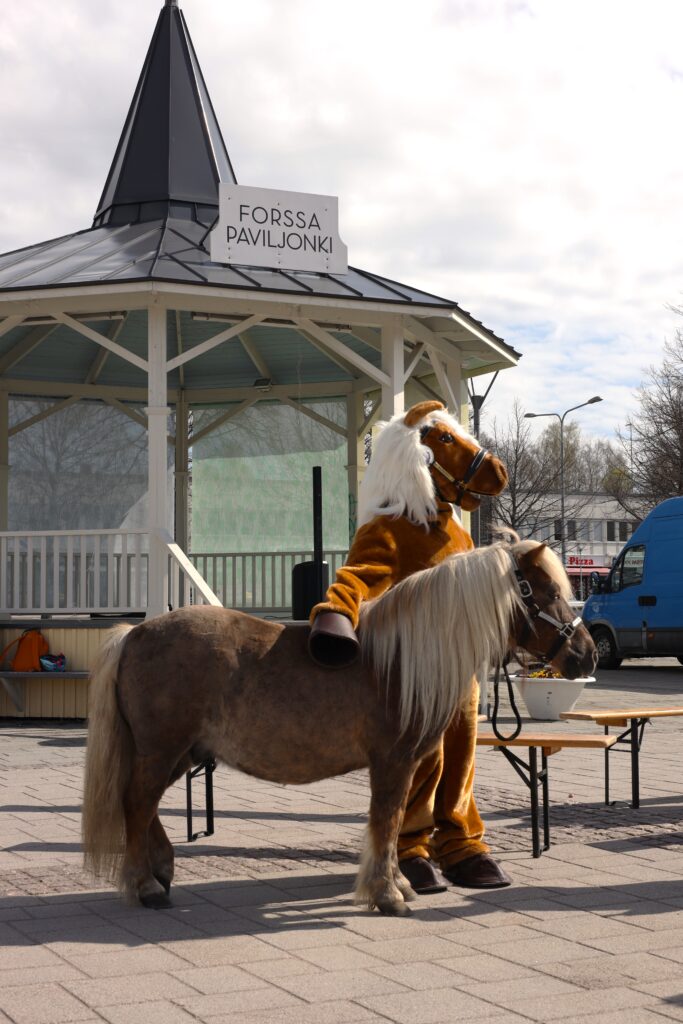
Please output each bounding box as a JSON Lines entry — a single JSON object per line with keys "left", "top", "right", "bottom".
{"left": 576, "top": 519, "right": 592, "bottom": 541}
{"left": 537, "top": 523, "right": 553, "bottom": 542}
{"left": 606, "top": 521, "right": 616, "bottom": 541}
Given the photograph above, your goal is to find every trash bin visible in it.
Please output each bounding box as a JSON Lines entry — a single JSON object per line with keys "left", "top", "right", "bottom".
{"left": 292, "top": 561, "right": 329, "bottom": 620}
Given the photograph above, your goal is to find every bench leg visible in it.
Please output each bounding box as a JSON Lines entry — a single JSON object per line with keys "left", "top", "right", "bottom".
{"left": 541, "top": 751, "right": 550, "bottom": 852}
{"left": 185, "top": 758, "right": 216, "bottom": 843}
{"left": 605, "top": 718, "right": 648, "bottom": 809}
{"left": 497, "top": 746, "right": 549, "bottom": 858}
{"left": 630, "top": 718, "right": 640, "bottom": 809}
{"left": 529, "top": 748, "right": 540, "bottom": 858}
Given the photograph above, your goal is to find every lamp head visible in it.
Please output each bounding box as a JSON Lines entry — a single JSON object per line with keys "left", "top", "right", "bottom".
{"left": 587, "top": 396, "right": 603, "bottom": 405}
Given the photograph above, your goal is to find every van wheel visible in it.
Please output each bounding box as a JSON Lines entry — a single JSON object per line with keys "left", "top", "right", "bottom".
{"left": 592, "top": 628, "right": 622, "bottom": 669}
{"left": 593, "top": 626, "right": 626, "bottom": 667}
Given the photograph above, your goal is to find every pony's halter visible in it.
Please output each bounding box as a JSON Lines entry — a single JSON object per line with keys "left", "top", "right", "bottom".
{"left": 419, "top": 425, "right": 489, "bottom": 506}
{"left": 511, "top": 557, "right": 582, "bottom": 662}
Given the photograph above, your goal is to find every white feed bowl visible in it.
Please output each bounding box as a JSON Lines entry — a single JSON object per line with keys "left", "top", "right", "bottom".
{"left": 513, "top": 676, "right": 594, "bottom": 721}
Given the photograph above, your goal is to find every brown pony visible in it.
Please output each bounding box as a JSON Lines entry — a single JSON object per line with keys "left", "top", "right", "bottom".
{"left": 82, "top": 538, "right": 596, "bottom": 915}
{"left": 81, "top": 540, "right": 598, "bottom": 917}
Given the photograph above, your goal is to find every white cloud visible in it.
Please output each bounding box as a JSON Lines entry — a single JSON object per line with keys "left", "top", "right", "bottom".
{"left": 2, "top": 0, "right": 683, "bottom": 440}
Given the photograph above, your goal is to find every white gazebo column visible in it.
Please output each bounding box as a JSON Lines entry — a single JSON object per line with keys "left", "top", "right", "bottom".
{"left": 380, "top": 316, "right": 405, "bottom": 420}
{"left": 174, "top": 391, "right": 190, "bottom": 552}
{"left": 0, "top": 392, "right": 9, "bottom": 530}
{"left": 146, "top": 305, "right": 170, "bottom": 618}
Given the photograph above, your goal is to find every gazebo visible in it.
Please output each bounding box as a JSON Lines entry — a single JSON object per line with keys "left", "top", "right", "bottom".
{"left": 0, "top": 0, "right": 520, "bottom": 627}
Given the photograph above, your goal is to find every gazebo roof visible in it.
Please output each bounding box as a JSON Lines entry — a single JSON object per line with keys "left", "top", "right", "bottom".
{"left": 0, "top": 0, "right": 520, "bottom": 395}
{"left": 0, "top": 218, "right": 494, "bottom": 315}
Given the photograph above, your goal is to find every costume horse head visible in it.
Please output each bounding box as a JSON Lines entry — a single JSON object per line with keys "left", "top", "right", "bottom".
{"left": 358, "top": 399, "right": 508, "bottom": 526}
{"left": 82, "top": 539, "right": 595, "bottom": 917}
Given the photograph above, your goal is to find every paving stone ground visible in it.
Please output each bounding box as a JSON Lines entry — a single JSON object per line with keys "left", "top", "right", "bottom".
{"left": 1, "top": 659, "right": 683, "bottom": 1023}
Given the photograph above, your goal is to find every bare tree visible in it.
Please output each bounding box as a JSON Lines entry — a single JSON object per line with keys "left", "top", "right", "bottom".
{"left": 480, "top": 402, "right": 613, "bottom": 548}
{"left": 10, "top": 400, "right": 148, "bottom": 530}
{"left": 480, "top": 401, "right": 562, "bottom": 540}
{"left": 607, "top": 330, "right": 683, "bottom": 517}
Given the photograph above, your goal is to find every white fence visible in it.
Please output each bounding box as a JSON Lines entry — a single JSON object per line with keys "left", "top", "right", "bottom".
{"left": 0, "top": 530, "right": 221, "bottom": 616}
{"left": 189, "top": 550, "right": 348, "bottom": 614}
{"left": 0, "top": 531, "right": 344, "bottom": 616}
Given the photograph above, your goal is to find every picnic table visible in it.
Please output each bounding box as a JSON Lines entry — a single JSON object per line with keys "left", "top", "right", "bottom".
{"left": 561, "top": 706, "right": 683, "bottom": 808}
{"left": 476, "top": 730, "right": 617, "bottom": 857}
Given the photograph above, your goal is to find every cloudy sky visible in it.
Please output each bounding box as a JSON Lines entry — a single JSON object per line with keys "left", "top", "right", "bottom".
{"left": 2, "top": 0, "right": 683, "bottom": 441}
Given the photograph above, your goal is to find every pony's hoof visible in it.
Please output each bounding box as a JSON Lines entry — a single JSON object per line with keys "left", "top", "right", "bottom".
{"left": 140, "top": 890, "right": 172, "bottom": 910}
{"left": 377, "top": 899, "right": 412, "bottom": 916}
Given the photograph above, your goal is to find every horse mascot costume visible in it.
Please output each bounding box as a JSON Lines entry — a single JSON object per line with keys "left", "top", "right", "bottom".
{"left": 309, "top": 399, "right": 513, "bottom": 892}
{"left": 82, "top": 401, "right": 596, "bottom": 916}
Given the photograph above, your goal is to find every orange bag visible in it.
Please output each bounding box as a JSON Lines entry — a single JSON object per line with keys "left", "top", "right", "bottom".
{"left": 0, "top": 630, "right": 49, "bottom": 671}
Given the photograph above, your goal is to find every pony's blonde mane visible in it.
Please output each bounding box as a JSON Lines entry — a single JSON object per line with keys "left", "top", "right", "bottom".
{"left": 512, "top": 538, "right": 573, "bottom": 601}
{"left": 357, "top": 407, "right": 476, "bottom": 528}
{"left": 359, "top": 538, "right": 571, "bottom": 744}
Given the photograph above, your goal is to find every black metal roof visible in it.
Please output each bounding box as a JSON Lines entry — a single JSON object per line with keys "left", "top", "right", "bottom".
{"left": 0, "top": 216, "right": 489, "bottom": 311}
{"left": 94, "top": 0, "right": 236, "bottom": 227}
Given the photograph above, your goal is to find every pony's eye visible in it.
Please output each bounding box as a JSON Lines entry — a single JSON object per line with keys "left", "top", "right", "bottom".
{"left": 439, "top": 433, "right": 453, "bottom": 444}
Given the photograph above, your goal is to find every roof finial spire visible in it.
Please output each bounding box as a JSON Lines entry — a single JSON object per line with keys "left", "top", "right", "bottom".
{"left": 166, "top": 0, "right": 178, "bottom": 7}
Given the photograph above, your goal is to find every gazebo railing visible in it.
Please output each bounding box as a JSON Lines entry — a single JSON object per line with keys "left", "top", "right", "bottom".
{"left": 0, "top": 532, "right": 346, "bottom": 616}
{"left": 0, "top": 530, "right": 220, "bottom": 616}
{"left": 189, "top": 549, "right": 348, "bottom": 613}
{"left": 0, "top": 530, "right": 150, "bottom": 615}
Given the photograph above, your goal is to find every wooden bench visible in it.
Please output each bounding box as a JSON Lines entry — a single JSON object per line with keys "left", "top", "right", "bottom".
{"left": 0, "top": 670, "right": 90, "bottom": 714}
{"left": 477, "top": 731, "right": 617, "bottom": 857}
{"left": 561, "top": 707, "right": 683, "bottom": 809}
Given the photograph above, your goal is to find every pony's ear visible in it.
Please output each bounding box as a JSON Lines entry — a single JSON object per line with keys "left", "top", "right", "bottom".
{"left": 522, "top": 542, "right": 548, "bottom": 565}
{"left": 403, "top": 401, "right": 445, "bottom": 428}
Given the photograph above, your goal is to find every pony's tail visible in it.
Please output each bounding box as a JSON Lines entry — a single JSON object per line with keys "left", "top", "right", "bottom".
{"left": 82, "top": 624, "right": 135, "bottom": 885}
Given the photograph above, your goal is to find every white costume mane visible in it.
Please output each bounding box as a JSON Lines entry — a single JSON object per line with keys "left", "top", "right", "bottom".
{"left": 360, "top": 538, "right": 572, "bottom": 745}
{"left": 357, "top": 407, "right": 478, "bottom": 529}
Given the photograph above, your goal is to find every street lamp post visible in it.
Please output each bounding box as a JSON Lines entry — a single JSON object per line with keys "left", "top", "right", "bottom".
{"left": 524, "top": 396, "right": 603, "bottom": 568}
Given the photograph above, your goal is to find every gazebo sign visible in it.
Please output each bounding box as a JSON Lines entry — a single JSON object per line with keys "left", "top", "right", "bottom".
{"left": 210, "top": 185, "right": 348, "bottom": 274}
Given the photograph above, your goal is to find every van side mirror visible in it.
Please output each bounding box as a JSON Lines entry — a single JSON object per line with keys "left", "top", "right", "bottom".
{"left": 589, "top": 571, "right": 603, "bottom": 595}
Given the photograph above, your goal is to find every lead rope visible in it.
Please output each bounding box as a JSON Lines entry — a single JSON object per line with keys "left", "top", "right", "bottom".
{"left": 491, "top": 657, "right": 523, "bottom": 741}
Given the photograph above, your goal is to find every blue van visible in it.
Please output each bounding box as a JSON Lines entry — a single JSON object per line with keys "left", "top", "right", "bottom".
{"left": 582, "top": 496, "right": 683, "bottom": 668}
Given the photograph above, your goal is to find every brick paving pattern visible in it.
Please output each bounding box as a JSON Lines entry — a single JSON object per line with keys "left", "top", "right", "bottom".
{"left": 0, "top": 659, "right": 683, "bottom": 1022}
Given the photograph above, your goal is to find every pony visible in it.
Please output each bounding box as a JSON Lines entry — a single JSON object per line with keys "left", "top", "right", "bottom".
{"left": 82, "top": 536, "right": 596, "bottom": 916}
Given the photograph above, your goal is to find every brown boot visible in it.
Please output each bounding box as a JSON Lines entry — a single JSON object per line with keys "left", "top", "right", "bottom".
{"left": 398, "top": 856, "right": 448, "bottom": 894}
{"left": 443, "top": 854, "right": 512, "bottom": 889}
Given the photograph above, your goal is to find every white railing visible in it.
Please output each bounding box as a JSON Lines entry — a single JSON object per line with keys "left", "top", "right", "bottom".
{"left": 0, "top": 531, "right": 345, "bottom": 617}
{"left": 0, "top": 530, "right": 150, "bottom": 615}
{"left": 190, "top": 549, "right": 348, "bottom": 613}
